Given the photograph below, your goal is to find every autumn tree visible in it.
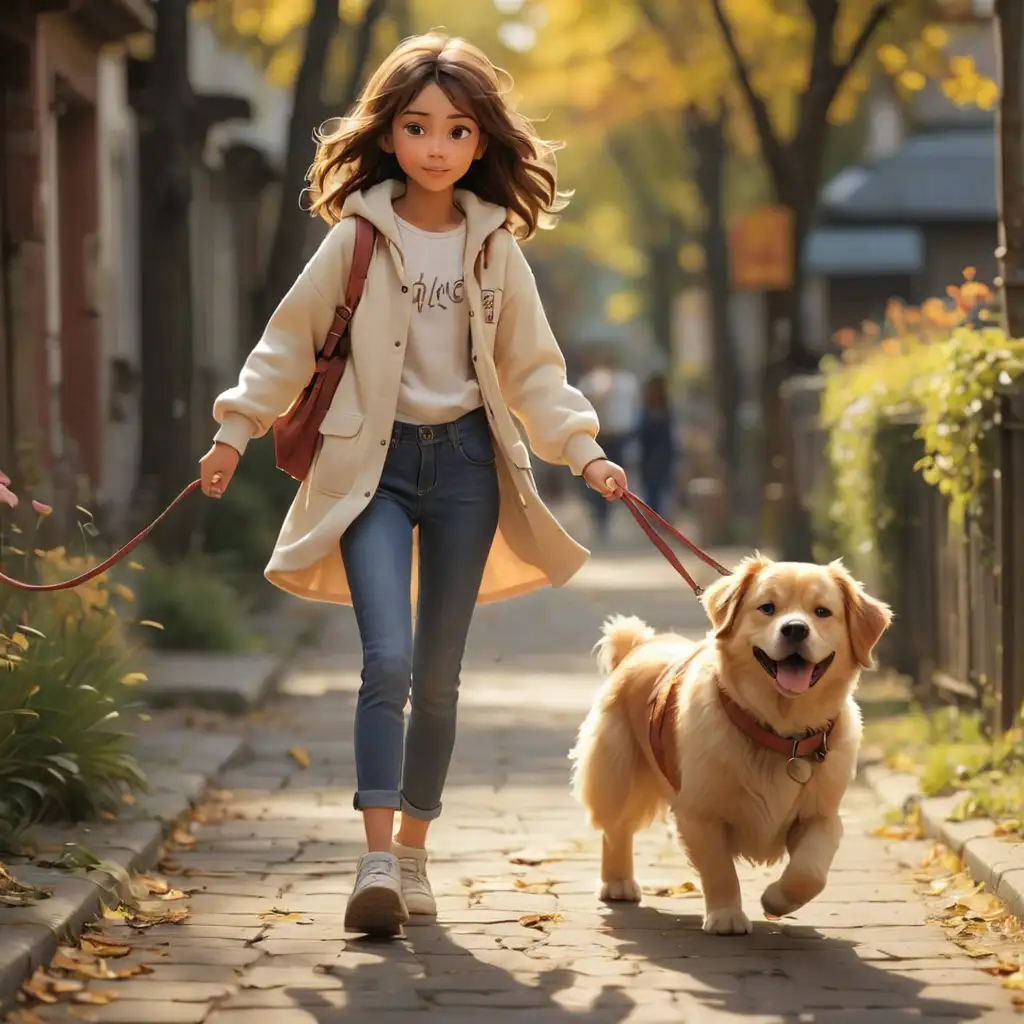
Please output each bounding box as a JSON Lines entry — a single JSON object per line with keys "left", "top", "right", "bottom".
{"left": 517, "top": 0, "right": 994, "bottom": 555}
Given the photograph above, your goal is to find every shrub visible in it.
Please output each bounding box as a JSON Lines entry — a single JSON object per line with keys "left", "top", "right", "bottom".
{"left": 0, "top": 493, "right": 148, "bottom": 844}
{"left": 820, "top": 272, "right": 1024, "bottom": 587}
{"left": 133, "top": 550, "right": 252, "bottom": 652}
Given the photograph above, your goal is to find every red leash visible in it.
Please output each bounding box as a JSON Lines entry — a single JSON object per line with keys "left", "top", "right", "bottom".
{"left": 615, "top": 488, "right": 731, "bottom": 597}
{"left": 0, "top": 480, "right": 202, "bottom": 592}
{"left": 0, "top": 477, "right": 725, "bottom": 598}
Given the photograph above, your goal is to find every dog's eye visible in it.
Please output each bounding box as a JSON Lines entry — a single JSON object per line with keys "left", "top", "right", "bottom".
{"left": 758, "top": 602, "right": 775, "bottom": 616}
{"left": 814, "top": 607, "right": 832, "bottom": 618}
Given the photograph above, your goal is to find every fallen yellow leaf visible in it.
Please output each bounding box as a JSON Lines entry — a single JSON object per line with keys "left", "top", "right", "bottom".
{"left": 513, "top": 878, "right": 556, "bottom": 894}
{"left": 171, "top": 828, "right": 196, "bottom": 848}
{"left": 646, "top": 881, "right": 701, "bottom": 898}
{"left": 288, "top": 747, "right": 311, "bottom": 769}
{"left": 80, "top": 937, "right": 131, "bottom": 959}
{"left": 518, "top": 913, "right": 562, "bottom": 929}
{"left": 72, "top": 989, "right": 118, "bottom": 1005}
{"left": 259, "top": 908, "right": 307, "bottom": 922}
{"left": 119, "top": 672, "right": 147, "bottom": 686}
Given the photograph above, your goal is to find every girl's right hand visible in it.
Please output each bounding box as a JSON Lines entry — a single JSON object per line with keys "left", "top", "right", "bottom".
{"left": 200, "top": 442, "right": 241, "bottom": 499}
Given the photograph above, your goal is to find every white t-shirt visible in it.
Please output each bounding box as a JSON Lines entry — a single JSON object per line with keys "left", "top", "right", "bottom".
{"left": 394, "top": 215, "right": 482, "bottom": 425}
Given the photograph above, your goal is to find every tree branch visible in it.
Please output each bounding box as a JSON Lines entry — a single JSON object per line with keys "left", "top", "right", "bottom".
{"left": 839, "top": 1, "right": 891, "bottom": 76}
{"left": 708, "top": 0, "right": 789, "bottom": 185}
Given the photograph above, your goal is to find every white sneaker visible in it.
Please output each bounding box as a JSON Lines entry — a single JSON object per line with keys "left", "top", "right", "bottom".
{"left": 344, "top": 852, "right": 408, "bottom": 936}
{"left": 393, "top": 841, "right": 437, "bottom": 916}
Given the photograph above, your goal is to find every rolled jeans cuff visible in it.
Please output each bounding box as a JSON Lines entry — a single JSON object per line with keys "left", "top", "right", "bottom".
{"left": 352, "top": 790, "right": 402, "bottom": 812}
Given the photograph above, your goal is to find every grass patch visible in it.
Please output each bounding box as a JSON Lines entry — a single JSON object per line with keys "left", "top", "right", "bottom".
{"left": 866, "top": 705, "right": 1024, "bottom": 837}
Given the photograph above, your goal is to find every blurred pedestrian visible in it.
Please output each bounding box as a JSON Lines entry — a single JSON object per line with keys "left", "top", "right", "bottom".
{"left": 577, "top": 354, "right": 640, "bottom": 542}
{"left": 197, "top": 33, "right": 627, "bottom": 939}
{"left": 637, "top": 373, "right": 679, "bottom": 520}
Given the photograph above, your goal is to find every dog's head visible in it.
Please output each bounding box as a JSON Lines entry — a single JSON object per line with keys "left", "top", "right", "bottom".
{"left": 700, "top": 554, "right": 891, "bottom": 711}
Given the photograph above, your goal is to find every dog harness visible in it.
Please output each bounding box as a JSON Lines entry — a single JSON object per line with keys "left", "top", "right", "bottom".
{"left": 646, "top": 674, "right": 835, "bottom": 791}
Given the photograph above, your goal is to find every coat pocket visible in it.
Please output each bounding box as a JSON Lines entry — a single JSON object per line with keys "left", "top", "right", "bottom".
{"left": 508, "top": 439, "right": 532, "bottom": 470}
{"left": 312, "top": 411, "right": 365, "bottom": 498}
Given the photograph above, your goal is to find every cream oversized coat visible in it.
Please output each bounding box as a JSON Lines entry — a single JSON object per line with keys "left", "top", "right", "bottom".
{"left": 212, "top": 179, "right": 606, "bottom": 606}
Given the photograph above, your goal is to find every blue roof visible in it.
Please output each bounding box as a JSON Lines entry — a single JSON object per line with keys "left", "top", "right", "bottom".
{"left": 820, "top": 130, "right": 996, "bottom": 222}
{"left": 803, "top": 226, "right": 924, "bottom": 276}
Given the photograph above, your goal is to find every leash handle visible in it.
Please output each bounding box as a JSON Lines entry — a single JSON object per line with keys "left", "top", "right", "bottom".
{"left": 0, "top": 480, "right": 202, "bottom": 592}
{"left": 615, "top": 488, "right": 730, "bottom": 598}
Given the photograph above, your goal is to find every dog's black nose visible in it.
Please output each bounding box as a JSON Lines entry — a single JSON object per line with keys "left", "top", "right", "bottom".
{"left": 780, "top": 620, "right": 810, "bottom": 642}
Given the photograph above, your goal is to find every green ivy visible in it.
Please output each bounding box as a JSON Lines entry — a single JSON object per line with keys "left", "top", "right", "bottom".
{"left": 820, "top": 328, "right": 1024, "bottom": 586}
{"left": 914, "top": 328, "right": 1024, "bottom": 525}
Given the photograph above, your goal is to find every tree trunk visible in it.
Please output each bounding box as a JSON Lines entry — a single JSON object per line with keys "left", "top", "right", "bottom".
{"left": 996, "top": 0, "right": 1024, "bottom": 338}
{"left": 258, "top": 0, "right": 388, "bottom": 326}
{"left": 137, "top": 0, "right": 198, "bottom": 554}
{"left": 687, "top": 103, "right": 740, "bottom": 512}
{"left": 644, "top": 226, "right": 684, "bottom": 358}
{"left": 256, "top": 0, "right": 342, "bottom": 326}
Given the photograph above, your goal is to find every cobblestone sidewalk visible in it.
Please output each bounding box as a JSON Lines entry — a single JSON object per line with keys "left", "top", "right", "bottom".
{"left": 11, "top": 546, "right": 1021, "bottom": 1022}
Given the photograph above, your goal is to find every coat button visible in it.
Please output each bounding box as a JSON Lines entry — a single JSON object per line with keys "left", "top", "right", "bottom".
{"left": 364, "top": 491, "right": 371, "bottom": 497}
{"left": 380, "top": 439, "right": 387, "bottom": 446}
{"left": 402, "top": 286, "right": 409, "bottom": 293}
{"left": 394, "top": 340, "right": 401, "bottom": 347}
{"left": 472, "top": 355, "right": 477, "bottom": 362}
{"left": 469, "top": 310, "right": 474, "bottom": 317}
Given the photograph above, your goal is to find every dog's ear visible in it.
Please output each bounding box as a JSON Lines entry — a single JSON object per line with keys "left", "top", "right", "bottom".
{"left": 828, "top": 559, "right": 893, "bottom": 668}
{"left": 702, "top": 554, "right": 769, "bottom": 638}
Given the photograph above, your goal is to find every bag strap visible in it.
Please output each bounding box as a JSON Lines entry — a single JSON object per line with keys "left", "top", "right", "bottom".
{"left": 321, "top": 215, "right": 377, "bottom": 360}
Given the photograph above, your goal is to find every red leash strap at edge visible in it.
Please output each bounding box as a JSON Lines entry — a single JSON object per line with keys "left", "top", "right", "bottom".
{"left": 617, "top": 488, "right": 731, "bottom": 598}
{"left": 0, "top": 480, "right": 202, "bottom": 592}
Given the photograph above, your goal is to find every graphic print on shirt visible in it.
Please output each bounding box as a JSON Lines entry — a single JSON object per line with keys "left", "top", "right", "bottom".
{"left": 412, "top": 273, "right": 466, "bottom": 314}
{"left": 481, "top": 289, "right": 495, "bottom": 324}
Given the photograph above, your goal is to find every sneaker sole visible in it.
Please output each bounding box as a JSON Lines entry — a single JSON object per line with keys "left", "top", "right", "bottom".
{"left": 344, "top": 886, "right": 409, "bottom": 936}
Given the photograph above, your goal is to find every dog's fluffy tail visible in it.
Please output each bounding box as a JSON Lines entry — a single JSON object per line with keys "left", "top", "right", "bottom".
{"left": 594, "top": 615, "right": 655, "bottom": 676}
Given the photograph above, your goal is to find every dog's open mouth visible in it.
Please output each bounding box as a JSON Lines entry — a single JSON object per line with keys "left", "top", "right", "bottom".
{"left": 754, "top": 649, "right": 836, "bottom": 695}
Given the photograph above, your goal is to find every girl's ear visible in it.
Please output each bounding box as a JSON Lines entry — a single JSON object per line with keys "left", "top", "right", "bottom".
{"left": 379, "top": 133, "right": 395, "bottom": 154}
{"left": 474, "top": 136, "right": 487, "bottom": 161}
{"left": 701, "top": 555, "right": 770, "bottom": 639}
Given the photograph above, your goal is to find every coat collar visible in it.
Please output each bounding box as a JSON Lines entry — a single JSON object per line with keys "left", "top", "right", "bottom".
{"left": 341, "top": 179, "right": 508, "bottom": 279}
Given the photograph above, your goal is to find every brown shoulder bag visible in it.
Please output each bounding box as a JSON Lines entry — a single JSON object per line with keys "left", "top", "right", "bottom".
{"left": 273, "top": 215, "right": 377, "bottom": 482}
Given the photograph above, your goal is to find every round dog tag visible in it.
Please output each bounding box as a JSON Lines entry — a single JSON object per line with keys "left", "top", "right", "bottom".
{"left": 786, "top": 757, "right": 812, "bottom": 784}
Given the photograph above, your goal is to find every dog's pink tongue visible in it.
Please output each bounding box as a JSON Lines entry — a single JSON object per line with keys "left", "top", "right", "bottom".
{"left": 777, "top": 661, "right": 814, "bottom": 694}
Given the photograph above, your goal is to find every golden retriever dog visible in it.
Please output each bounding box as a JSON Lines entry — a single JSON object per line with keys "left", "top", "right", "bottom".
{"left": 570, "top": 555, "right": 891, "bottom": 935}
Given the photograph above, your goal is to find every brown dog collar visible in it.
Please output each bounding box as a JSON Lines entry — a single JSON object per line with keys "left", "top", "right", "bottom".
{"left": 718, "top": 689, "right": 833, "bottom": 761}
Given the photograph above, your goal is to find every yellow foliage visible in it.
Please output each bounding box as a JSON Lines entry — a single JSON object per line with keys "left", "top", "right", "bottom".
{"left": 606, "top": 290, "right": 640, "bottom": 324}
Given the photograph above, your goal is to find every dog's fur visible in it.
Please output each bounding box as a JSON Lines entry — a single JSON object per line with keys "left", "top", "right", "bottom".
{"left": 570, "top": 554, "right": 892, "bottom": 935}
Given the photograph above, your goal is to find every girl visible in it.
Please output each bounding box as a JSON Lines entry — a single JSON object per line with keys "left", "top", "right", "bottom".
{"left": 198, "top": 32, "right": 627, "bottom": 937}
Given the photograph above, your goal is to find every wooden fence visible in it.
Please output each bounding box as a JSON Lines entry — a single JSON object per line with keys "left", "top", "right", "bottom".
{"left": 784, "top": 376, "right": 1024, "bottom": 734}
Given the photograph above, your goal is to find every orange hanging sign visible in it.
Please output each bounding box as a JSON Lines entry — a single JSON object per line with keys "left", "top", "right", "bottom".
{"left": 729, "top": 205, "right": 793, "bottom": 291}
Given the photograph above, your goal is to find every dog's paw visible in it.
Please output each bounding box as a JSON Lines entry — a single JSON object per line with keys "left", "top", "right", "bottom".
{"left": 600, "top": 879, "right": 642, "bottom": 902}
{"left": 761, "top": 881, "right": 804, "bottom": 919}
{"left": 702, "top": 906, "right": 753, "bottom": 935}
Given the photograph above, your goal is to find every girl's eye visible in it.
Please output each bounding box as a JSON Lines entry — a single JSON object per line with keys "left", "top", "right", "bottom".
{"left": 814, "top": 607, "right": 832, "bottom": 618}
{"left": 450, "top": 126, "right": 472, "bottom": 140}
{"left": 758, "top": 602, "right": 775, "bottom": 616}
{"left": 404, "top": 124, "right": 424, "bottom": 136}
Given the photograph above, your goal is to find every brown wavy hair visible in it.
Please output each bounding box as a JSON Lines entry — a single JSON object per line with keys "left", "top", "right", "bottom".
{"left": 305, "top": 32, "right": 569, "bottom": 239}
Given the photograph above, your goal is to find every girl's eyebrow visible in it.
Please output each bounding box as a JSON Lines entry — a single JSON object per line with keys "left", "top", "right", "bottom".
{"left": 401, "top": 109, "right": 476, "bottom": 121}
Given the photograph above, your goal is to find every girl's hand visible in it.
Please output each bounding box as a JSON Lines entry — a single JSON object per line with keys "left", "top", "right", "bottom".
{"left": 583, "top": 459, "right": 628, "bottom": 501}
{"left": 200, "top": 442, "right": 241, "bottom": 499}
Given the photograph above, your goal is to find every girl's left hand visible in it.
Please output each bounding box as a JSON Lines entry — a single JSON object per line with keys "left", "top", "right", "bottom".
{"left": 583, "top": 459, "right": 628, "bottom": 501}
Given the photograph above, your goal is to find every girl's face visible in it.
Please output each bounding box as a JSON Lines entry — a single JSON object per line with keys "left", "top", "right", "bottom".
{"left": 384, "top": 83, "right": 486, "bottom": 194}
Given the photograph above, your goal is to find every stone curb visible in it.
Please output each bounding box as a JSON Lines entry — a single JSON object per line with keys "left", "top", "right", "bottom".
{"left": 140, "top": 598, "right": 330, "bottom": 714}
{"left": 0, "top": 729, "right": 248, "bottom": 1011}
{"left": 859, "top": 758, "right": 1024, "bottom": 921}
